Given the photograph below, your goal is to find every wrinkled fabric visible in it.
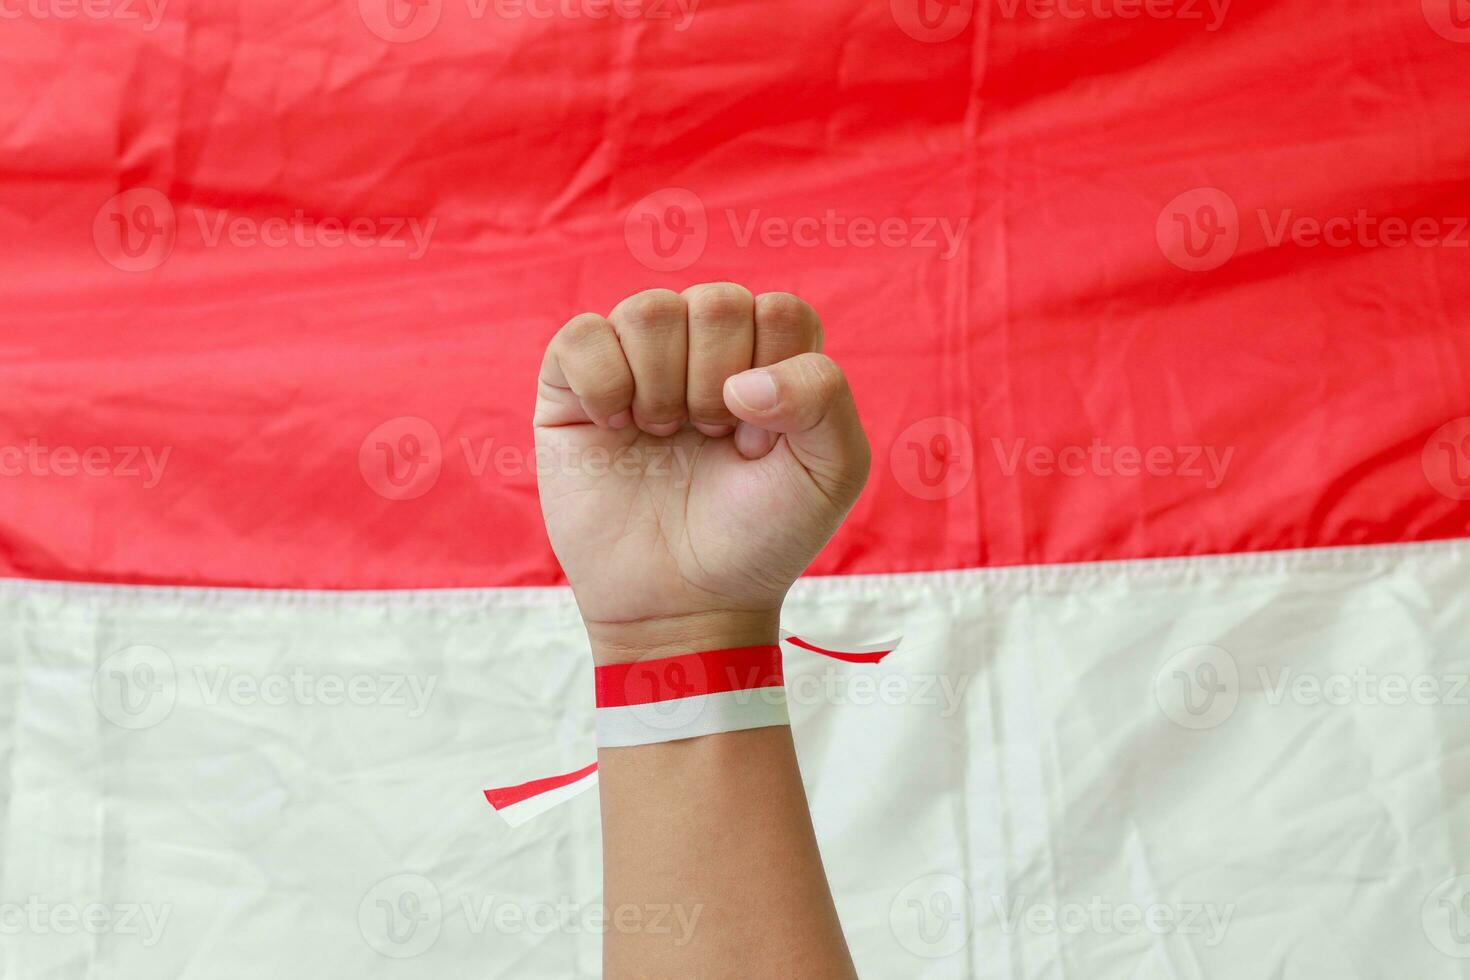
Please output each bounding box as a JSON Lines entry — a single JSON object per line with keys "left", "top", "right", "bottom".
{"left": 3, "top": 540, "right": 1467, "bottom": 978}
{"left": 0, "top": 1, "right": 1466, "bottom": 589}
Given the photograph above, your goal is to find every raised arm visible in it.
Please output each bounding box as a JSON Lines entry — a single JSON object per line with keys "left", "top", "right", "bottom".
{"left": 533, "top": 284, "right": 870, "bottom": 978}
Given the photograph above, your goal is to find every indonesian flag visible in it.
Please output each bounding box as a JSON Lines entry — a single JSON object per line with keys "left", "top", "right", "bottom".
{"left": 2, "top": 1, "right": 1468, "bottom": 978}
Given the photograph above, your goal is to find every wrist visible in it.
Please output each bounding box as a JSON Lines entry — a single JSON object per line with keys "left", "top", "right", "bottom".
{"left": 585, "top": 608, "right": 782, "bottom": 666}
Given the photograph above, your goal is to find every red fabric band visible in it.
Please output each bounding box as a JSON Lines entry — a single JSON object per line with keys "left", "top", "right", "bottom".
{"left": 594, "top": 645, "right": 784, "bottom": 708}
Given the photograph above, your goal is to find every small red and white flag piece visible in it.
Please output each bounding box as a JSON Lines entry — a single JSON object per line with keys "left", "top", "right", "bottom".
{"left": 482, "top": 762, "right": 600, "bottom": 828}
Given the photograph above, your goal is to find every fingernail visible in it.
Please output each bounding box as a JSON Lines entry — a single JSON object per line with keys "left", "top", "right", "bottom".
{"left": 608, "top": 411, "right": 631, "bottom": 430}
{"left": 643, "top": 419, "right": 683, "bottom": 437}
{"left": 727, "top": 370, "right": 778, "bottom": 412}
{"left": 693, "top": 422, "right": 734, "bottom": 438}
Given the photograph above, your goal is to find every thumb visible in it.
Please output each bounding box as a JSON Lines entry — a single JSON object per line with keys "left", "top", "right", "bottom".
{"left": 723, "top": 353, "right": 871, "bottom": 503}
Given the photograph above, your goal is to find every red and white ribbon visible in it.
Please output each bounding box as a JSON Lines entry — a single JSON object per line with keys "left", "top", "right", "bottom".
{"left": 595, "top": 644, "right": 789, "bottom": 748}
{"left": 482, "top": 629, "right": 900, "bottom": 826}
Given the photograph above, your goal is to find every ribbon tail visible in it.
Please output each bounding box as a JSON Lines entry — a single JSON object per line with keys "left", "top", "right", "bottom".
{"left": 780, "top": 629, "right": 902, "bottom": 664}
{"left": 483, "top": 761, "right": 599, "bottom": 827}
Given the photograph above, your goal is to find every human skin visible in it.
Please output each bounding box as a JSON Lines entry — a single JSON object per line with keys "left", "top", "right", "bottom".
{"left": 534, "top": 283, "right": 871, "bottom": 978}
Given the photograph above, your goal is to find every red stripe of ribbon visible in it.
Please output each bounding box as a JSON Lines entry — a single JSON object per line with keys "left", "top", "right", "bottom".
{"left": 594, "top": 645, "right": 784, "bottom": 708}
{"left": 781, "top": 634, "right": 893, "bottom": 664}
{"left": 483, "top": 761, "right": 600, "bottom": 810}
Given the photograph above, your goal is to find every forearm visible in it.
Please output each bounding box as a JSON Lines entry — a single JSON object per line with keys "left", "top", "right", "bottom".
{"left": 593, "top": 621, "right": 858, "bottom": 980}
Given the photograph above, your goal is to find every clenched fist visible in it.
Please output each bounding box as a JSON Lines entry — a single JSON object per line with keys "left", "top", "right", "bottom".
{"left": 535, "top": 284, "right": 870, "bottom": 664}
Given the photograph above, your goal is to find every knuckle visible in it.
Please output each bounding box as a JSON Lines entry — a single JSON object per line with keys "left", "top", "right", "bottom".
{"left": 594, "top": 375, "right": 636, "bottom": 407}
{"left": 799, "top": 353, "right": 847, "bottom": 397}
{"left": 559, "top": 313, "right": 610, "bottom": 347}
{"left": 685, "top": 282, "right": 754, "bottom": 322}
{"left": 637, "top": 399, "right": 687, "bottom": 424}
{"left": 755, "top": 291, "right": 818, "bottom": 335}
{"left": 687, "top": 391, "right": 735, "bottom": 421}
{"left": 612, "top": 289, "right": 685, "bottom": 330}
